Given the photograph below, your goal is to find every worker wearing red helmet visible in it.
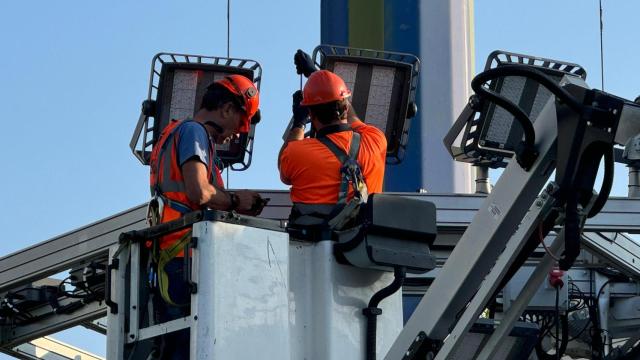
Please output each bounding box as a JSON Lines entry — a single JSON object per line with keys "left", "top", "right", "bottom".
{"left": 278, "top": 65, "right": 387, "bottom": 229}
{"left": 148, "top": 74, "right": 266, "bottom": 359}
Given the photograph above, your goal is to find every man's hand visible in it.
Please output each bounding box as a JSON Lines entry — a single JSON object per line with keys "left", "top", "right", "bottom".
{"left": 294, "top": 49, "right": 316, "bottom": 78}
{"left": 292, "top": 90, "right": 310, "bottom": 128}
{"left": 234, "top": 190, "right": 265, "bottom": 216}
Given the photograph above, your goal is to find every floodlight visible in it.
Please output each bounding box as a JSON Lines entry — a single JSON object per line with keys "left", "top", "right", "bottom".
{"left": 312, "top": 45, "right": 420, "bottom": 164}
{"left": 130, "top": 53, "right": 263, "bottom": 170}
{"left": 444, "top": 50, "right": 587, "bottom": 168}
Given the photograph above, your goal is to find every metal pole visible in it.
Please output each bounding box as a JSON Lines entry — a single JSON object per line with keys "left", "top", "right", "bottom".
{"left": 474, "top": 166, "right": 491, "bottom": 194}
{"left": 628, "top": 166, "right": 640, "bottom": 197}
{"left": 599, "top": 0, "right": 605, "bottom": 91}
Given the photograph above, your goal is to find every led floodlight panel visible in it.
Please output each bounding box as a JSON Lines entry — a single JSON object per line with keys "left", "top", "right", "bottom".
{"left": 313, "top": 45, "right": 420, "bottom": 164}
{"left": 477, "top": 51, "right": 586, "bottom": 155}
{"left": 445, "top": 51, "right": 587, "bottom": 168}
{"left": 130, "top": 53, "right": 262, "bottom": 170}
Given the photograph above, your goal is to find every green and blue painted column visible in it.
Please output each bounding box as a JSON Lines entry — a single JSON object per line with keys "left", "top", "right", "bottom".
{"left": 321, "top": 0, "right": 475, "bottom": 193}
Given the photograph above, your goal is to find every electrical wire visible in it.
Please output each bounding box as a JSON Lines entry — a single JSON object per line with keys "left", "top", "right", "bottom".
{"left": 599, "top": 0, "right": 605, "bottom": 91}
{"left": 472, "top": 65, "right": 615, "bottom": 219}
{"left": 472, "top": 64, "right": 603, "bottom": 121}
{"left": 568, "top": 280, "right": 588, "bottom": 312}
{"left": 470, "top": 64, "right": 610, "bottom": 175}
{"left": 595, "top": 279, "right": 612, "bottom": 311}
{"left": 586, "top": 279, "right": 612, "bottom": 357}
{"left": 539, "top": 223, "right": 560, "bottom": 262}
{"left": 555, "top": 288, "right": 560, "bottom": 360}
{"left": 471, "top": 69, "right": 536, "bottom": 150}
{"left": 226, "top": 0, "right": 231, "bottom": 58}
{"left": 534, "top": 311, "right": 568, "bottom": 359}
{"left": 588, "top": 147, "right": 614, "bottom": 218}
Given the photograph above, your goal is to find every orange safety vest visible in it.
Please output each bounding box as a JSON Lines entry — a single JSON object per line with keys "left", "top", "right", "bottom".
{"left": 149, "top": 119, "right": 224, "bottom": 252}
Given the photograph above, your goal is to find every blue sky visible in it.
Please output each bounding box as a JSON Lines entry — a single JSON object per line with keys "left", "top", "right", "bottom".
{"left": 0, "top": 0, "right": 639, "bottom": 357}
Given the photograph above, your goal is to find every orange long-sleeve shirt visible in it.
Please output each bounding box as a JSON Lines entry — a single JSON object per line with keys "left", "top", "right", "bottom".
{"left": 279, "top": 120, "right": 387, "bottom": 204}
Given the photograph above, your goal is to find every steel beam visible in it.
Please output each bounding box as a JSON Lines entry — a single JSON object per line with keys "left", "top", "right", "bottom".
{"left": 5, "top": 336, "right": 104, "bottom": 360}
{"left": 582, "top": 232, "right": 640, "bottom": 278}
{"left": 81, "top": 318, "right": 107, "bottom": 335}
{"left": 2, "top": 188, "right": 640, "bottom": 357}
{"left": 3, "top": 191, "right": 640, "bottom": 295}
{"left": 0, "top": 205, "right": 147, "bottom": 293}
{"left": 0, "top": 299, "right": 105, "bottom": 349}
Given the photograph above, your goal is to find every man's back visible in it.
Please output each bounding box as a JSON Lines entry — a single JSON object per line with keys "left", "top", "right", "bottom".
{"left": 279, "top": 120, "right": 386, "bottom": 204}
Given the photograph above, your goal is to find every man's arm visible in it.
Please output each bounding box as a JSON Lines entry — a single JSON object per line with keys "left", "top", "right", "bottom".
{"left": 278, "top": 126, "right": 304, "bottom": 185}
{"left": 182, "top": 159, "right": 233, "bottom": 210}
{"left": 278, "top": 126, "right": 304, "bottom": 164}
{"left": 182, "top": 159, "right": 263, "bottom": 214}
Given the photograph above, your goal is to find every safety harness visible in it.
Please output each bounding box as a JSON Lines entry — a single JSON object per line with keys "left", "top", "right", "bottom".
{"left": 148, "top": 119, "right": 215, "bottom": 306}
{"left": 289, "top": 124, "right": 368, "bottom": 235}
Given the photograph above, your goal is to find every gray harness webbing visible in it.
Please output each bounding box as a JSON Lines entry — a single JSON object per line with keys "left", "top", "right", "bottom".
{"left": 316, "top": 130, "right": 368, "bottom": 230}
{"left": 316, "top": 131, "right": 363, "bottom": 206}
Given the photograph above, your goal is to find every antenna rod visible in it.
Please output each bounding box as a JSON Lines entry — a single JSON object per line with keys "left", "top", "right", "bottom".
{"left": 227, "top": 0, "right": 231, "bottom": 58}
{"left": 599, "top": 0, "right": 604, "bottom": 90}
{"left": 226, "top": 0, "right": 231, "bottom": 187}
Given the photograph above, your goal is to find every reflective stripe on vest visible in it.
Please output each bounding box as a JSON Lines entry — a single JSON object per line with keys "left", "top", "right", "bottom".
{"left": 149, "top": 119, "right": 216, "bottom": 215}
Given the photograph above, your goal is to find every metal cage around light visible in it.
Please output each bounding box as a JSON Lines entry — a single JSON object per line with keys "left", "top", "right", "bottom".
{"left": 312, "top": 45, "right": 420, "bottom": 164}
{"left": 444, "top": 50, "right": 587, "bottom": 168}
{"left": 129, "top": 53, "right": 263, "bottom": 171}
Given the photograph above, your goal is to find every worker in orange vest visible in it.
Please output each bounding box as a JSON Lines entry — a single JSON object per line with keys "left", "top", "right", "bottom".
{"left": 148, "top": 74, "right": 266, "bottom": 359}
{"left": 279, "top": 62, "right": 387, "bottom": 232}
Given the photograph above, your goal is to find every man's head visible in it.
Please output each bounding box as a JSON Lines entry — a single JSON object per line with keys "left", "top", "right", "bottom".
{"left": 300, "top": 70, "right": 352, "bottom": 127}
{"left": 199, "top": 74, "right": 260, "bottom": 144}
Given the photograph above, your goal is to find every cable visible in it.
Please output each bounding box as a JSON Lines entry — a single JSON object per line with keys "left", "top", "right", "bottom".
{"left": 539, "top": 223, "right": 560, "bottom": 262}
{"left": 535, "top": 312, "right": 569, "bottom": 359}
{"left": 599, "top": 0, "right": 605, "bottom": 91}
{"left": 595, "top": 279, "right": 612, "bottom": 311}
{"left": 588, "top": 279, "right": 612, "bottom": 359}
{"left": 362, "top": 267, "right": 406, "bottom": 360}
{"left": 471, "top": 69, "right": 536, "bottom": 151}
{"left": 226, "top": 0, "right": 231, "bottom": 58}
{"left": 568, "top": 280, "right": 588, "bottom": 312}
{"left": 588, "top": 147, "right": 614, "bottom": 218}
{"left": 471, "top": 65, "right": 608, "bottom": 171}
{"left": 472, "top": 65, "right": 593, "bottom": 124}
{"left": 555, "top": 288, "right": 560, "bottom": 360}
{"left": 559, "top": 191, "right": 580, "bottom": 271}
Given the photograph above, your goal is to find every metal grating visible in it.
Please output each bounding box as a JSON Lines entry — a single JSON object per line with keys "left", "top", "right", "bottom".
{"left": 312, "top": 45, "right": 421, "bottom": 164}
{"left": 130, "top": 52, "right": 262, "bottom": 171}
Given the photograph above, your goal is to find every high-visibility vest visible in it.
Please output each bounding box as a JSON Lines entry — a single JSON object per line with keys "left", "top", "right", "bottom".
{"left": 149, "top": 119, "right": 223, "bottom": 251}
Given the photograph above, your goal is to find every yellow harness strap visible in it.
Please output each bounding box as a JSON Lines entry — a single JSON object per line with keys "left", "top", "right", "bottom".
{"left": 155, "top": 229, "right": 192, "bottom": 307}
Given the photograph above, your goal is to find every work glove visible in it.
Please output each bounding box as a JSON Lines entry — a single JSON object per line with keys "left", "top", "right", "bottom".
{"left": 292, "top": 90, "right": 310, "bottom": 128}
{"left": 294, "top": 49, "right": 317, "bottom": 78}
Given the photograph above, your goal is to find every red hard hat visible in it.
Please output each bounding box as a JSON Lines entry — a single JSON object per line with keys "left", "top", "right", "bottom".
{"left": 300, "top": 70, "right": 352, "bottom": 106}
{"left": 216, "top": 74, "right": 260, "bottom": 133}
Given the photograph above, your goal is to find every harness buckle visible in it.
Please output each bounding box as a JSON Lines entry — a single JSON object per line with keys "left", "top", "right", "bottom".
{"left": 146, "top": 195, "right": 165, "bottom": 227}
